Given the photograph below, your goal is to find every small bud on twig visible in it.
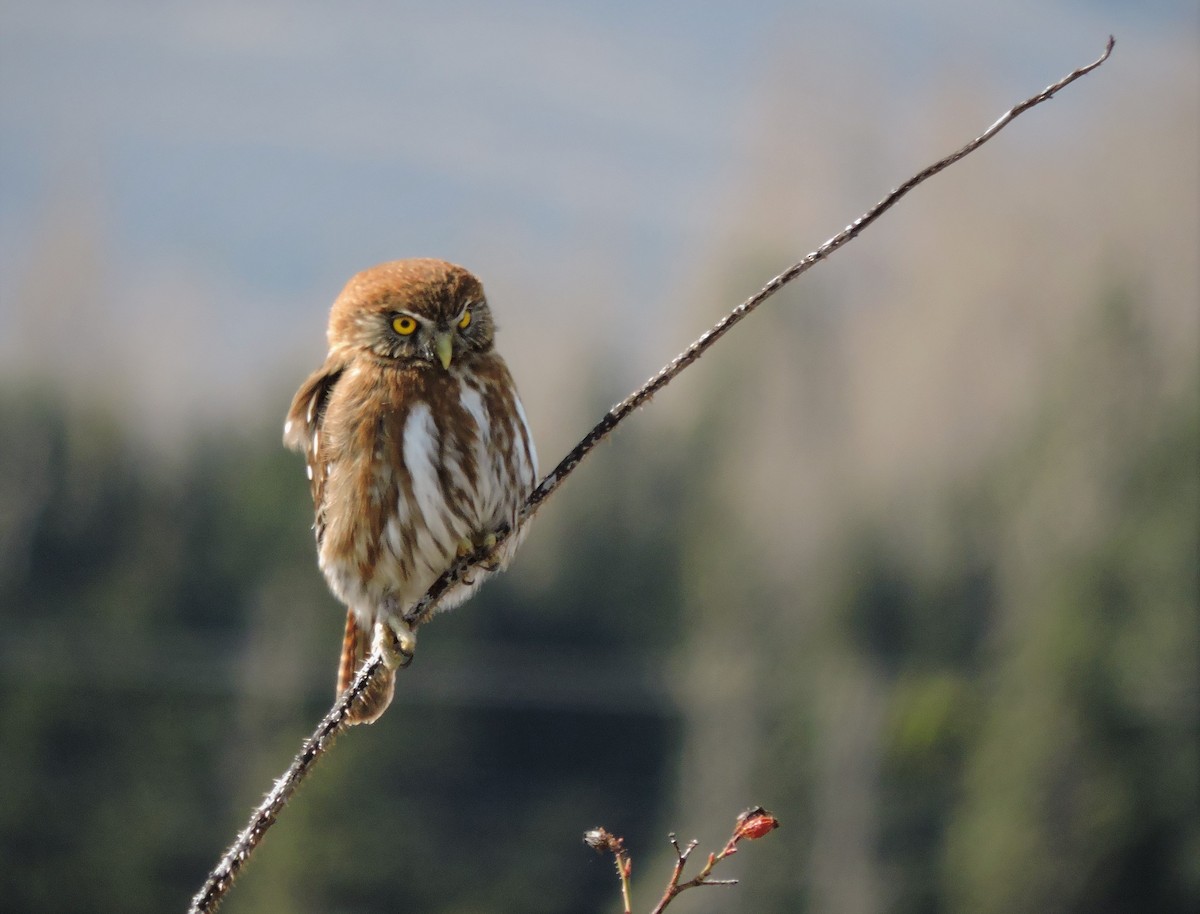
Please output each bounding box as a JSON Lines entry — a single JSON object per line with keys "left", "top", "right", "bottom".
{"left": 734, "top": 805, "right": 780, "bottom": 841}
{"left": 583, "top": 826, "right": 623, "bottom": 855}
{"left": 585, "top": 826, "right": 634, "bottom": 913}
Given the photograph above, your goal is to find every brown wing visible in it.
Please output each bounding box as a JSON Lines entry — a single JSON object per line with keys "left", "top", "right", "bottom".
{"left": 284, "top": 353, "right": 349, "bottom": 546}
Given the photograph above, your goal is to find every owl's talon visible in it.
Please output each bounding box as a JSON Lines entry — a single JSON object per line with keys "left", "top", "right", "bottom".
{"left": 375, "top": 618, "right": 417, "bottom": 670}
{"left": 478, "top": 532, "right": 501, "bottom": 570}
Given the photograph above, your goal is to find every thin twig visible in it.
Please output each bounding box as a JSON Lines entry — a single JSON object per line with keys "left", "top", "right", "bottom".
{"left": 619, "top": 853, "right": 634, "bottom": 914}
{"left": 188, "top": 38, "right": 1114, "bottom": 913}
{"left": 663, "top": 835, "right": 697, "bottom": 898}
{"left": 584, "top": 828, "right": 634, "bottom": 913}
{"left": 650, "top": 834, "right": 722, "bottom": 914}
{"left": 649, "top": 838, "right": 739, "bottom": 913}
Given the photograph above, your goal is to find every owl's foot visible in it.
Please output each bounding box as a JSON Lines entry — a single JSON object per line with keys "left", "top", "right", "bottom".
{"left": 478, "top": 532, "right": 500, "bottom": 569}
{"left": 455, "top": 538, "right": 478, "bottom": 585}
{"left": 374, "top": 617, "right": 416, "bottom": 670}
{"left": 456, "top": 532, "right": 501, "bottom": 578}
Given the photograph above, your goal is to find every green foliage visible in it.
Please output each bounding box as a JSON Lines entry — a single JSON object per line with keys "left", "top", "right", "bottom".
{"left": 0, "top": 391, "right": 684, "bottom": 913}
{"left": 663, "top": 277, "right": 1197, "bottom": 914}
{"left": 0, "top": 278, "right": 1194, "bottom": 913}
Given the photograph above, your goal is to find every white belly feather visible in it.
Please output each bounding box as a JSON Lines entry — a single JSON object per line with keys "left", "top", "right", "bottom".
{"left": 321, "top": 374, "right": 537, "bottom": 628}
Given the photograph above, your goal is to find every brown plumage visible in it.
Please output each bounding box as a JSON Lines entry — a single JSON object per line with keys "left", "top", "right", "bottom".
{"left": 285, "top": 259, "right": 537, "bottom": 724}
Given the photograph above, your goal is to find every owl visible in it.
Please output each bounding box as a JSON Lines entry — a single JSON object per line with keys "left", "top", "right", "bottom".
{"left": 284, "top": 259, "right": 538, "bottom": 724}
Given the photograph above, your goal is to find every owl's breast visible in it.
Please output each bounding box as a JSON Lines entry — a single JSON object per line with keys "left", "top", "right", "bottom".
{"left": 314, "top": 359, "right": 533, "bottom": 618}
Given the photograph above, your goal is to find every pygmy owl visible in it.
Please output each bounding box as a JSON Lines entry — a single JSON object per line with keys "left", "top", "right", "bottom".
{"left": 284, "top": 259, "right": 538, "bottom": 724}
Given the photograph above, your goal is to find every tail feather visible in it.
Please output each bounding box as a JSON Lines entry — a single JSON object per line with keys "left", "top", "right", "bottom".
{"left": 337, "top": 610, "right": 396, "bottom": 726}
{"left": 337, "top": 610, "right": 362, "bottom": 696}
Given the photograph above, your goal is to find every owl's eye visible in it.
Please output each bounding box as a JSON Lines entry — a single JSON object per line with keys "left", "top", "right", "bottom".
{"left": 457, "top": 309, "right": 472, "bottom": 331}
{"left": 392, "top": 315, "right": 418, "bottom": 336}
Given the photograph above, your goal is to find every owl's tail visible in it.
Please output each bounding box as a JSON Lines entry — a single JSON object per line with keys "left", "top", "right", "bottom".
{"left": 337, "top": 610, "right": 396, "bottom": 725}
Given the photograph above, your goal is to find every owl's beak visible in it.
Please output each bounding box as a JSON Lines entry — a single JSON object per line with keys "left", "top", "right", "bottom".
{"left": 434, "top": 331, "right": 454, "bottom": 370}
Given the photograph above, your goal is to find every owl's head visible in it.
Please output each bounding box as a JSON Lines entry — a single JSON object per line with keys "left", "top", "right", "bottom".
{"left": 327, "top": 259, "right": 495, "bottom": 368}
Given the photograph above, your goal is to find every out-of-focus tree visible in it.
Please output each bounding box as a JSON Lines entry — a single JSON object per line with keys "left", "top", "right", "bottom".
{"left": 660, "top": 69, "right": 1197, "bottom": 910}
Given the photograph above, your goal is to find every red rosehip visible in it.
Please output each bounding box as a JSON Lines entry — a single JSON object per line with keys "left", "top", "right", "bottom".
{"left": 734, "top": 806, "right": 780, "bottom": 840}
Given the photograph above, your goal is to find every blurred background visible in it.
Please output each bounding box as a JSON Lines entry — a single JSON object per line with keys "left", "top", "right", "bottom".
{"left": 1, "top": 2, "right": 1196, "bottom": 912}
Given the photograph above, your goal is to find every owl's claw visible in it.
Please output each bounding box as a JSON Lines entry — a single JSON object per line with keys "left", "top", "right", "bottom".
{"left": 457, "top": 532, "right": 501, "bottom": 577}
{"left": 374, "top": 618, "right": 416, "bottom": 669}
{"left": 477, "top": 532, "right": 501, "bottom": 570}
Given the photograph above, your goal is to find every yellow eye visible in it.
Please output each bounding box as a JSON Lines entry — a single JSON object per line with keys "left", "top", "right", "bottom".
{"left": 392, "top": 315, "right": 418, "bottom": 336}
{"left": 457, "top": 309, "right": 472, "bottom": 330}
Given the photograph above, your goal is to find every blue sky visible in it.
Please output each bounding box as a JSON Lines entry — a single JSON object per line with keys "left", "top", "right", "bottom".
{"left": 1, "top": 1, "right": 1194, "bottom": 436}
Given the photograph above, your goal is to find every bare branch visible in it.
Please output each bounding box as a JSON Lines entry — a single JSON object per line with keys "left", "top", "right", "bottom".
{"left": 403, "top": 36, "right": 1115, "bottom": 632}
{"left": 188, "top": 38, "right": 1114, "bottom": 913}
{"left": 187, "top": 659, "right": 379, "bottom": 913}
